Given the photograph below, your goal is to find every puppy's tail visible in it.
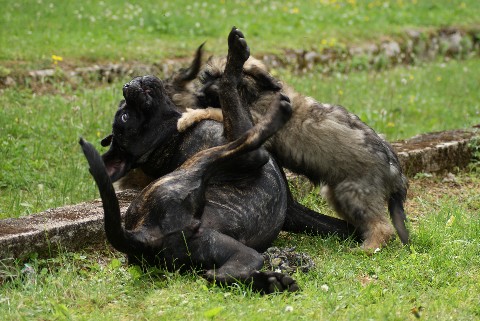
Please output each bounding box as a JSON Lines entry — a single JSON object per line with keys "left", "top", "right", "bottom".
{"left": 172, "top": 42, "right": 205, "bottom": 86}
{"left": 388, "top": 189, "right": 409, "bottom": 245}
{"left": 79, "top": 138, "right": 150, "bottom": 255}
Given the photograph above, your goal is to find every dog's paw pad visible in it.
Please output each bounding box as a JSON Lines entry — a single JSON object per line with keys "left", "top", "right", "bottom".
{"left": 228, "top": 27, "right": 250, "bottom": 63}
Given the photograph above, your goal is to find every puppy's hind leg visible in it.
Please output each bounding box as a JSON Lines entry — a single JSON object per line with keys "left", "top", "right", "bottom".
{"left": 324, "top": 182, "right": 395, "bottom": 250}
{"left": 216, "top": 27, "right": 279, "bottom": 171}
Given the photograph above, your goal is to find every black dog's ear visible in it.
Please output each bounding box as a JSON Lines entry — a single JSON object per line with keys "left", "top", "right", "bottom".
{"left": 100, "top": 134, "right": 113, "bottom": 147}
{"left": 101, "top": 146, "right": 132, "bottom": 182}
{"left": 246, "top": 66, "right": 282, "bottom": 91}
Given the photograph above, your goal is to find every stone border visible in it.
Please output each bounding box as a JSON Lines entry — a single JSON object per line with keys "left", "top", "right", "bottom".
{"left": 0, "top": 191, "right": 137, "bottom": 262}
{"left": 0, "top": 128, "right": 478, "bottom": 262}
{"left": 1, "top": 27, "right": 479, "bottom": 88}
{"left": 392, "top": 129, "right": 477, "bottom": 176}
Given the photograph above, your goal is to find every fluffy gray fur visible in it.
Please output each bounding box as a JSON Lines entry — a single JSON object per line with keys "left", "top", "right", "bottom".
{"left": 174, "top": 51, "right": 409, "bottom": 250}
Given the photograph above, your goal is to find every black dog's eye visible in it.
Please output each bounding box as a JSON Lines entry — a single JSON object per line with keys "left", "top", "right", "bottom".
{"left": 121, "top": 112, "right": 129, "bottom": 123}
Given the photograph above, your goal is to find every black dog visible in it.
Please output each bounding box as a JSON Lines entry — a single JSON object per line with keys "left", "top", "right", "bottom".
{"left": 80, "top": 102, "right": 298, "bottom": 292}
{"left": 82, "top": 28, "right": 300, "bottom": 292}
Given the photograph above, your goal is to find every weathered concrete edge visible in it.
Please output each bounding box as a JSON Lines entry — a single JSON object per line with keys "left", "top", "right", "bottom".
{"left": 0, "top": 191, "right": 136, "bottom": 261}
{"left": 392, "top": 128, "right": 478, "bottom": 176}
{"left": 0, "top": 129, "right": 478, "bottom": 262}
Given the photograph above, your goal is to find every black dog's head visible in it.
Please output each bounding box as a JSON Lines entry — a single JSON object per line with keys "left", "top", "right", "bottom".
{"left": 101, "top": 75, "right": 182, "bottom": 182}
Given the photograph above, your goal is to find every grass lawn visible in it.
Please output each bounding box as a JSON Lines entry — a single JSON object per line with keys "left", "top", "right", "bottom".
{"left": 1, "top": 0, "right": 480, "bottom": 71}
{"left": 276, "top": 58, "right": 480, "bottom": 140}
{"left": 1, "top": 1, "right": 480, "bottom": 320}
{"left": 1, "top": 171, "right": 479, "bottom": 320}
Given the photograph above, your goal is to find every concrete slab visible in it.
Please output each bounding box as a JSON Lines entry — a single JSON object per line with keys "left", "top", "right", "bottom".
{"left": 392, "top": 129, "right": 477, "bottom": 176}
{"left": 0, "top": 191, "right": 137, "bottom": 261}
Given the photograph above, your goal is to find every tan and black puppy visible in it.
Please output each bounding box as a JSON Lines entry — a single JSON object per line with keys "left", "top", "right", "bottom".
{"left": 175, "top": 53, "right": 409, "bottom": 251}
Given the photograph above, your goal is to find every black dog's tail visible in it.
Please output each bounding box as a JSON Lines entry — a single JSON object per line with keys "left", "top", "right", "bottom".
{"left": 388, "top": 189, "right": 409, "bottom": 245}
{"left": 79, "top": 138, "right": 150, "bottom": 255}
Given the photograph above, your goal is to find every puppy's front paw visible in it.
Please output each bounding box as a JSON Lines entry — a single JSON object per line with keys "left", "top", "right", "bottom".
{"left": 177, "top": 108, "right": 201, "bottom": 132}
{"left": 250, "top": 271, "right": 300, "bottom": 294}
{"left": 177, "top": 108, "right": 224, "bottom": 132}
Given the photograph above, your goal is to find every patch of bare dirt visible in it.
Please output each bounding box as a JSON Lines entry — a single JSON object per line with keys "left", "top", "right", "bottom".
{"left": 405, "top": 170, "right": 480, "bottom": 220}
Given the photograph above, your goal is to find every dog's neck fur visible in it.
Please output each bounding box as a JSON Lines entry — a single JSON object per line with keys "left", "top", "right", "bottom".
{"left": 139, "top": 120, "right": 225, "bottom": 179}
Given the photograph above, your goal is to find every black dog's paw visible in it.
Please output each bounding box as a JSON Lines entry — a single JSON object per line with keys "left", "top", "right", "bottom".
{"left": 204, "top": 269, "right": 299, "bottom": 294}
{"left": 250, "top": 271, "right": 300, "bottom": 294}
{"left": 227, "top": 27, "right": 250, "bottom": 65}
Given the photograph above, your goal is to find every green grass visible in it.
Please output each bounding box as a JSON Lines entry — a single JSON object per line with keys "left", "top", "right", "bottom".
{"left": 1, "top": 0, "right": 479, "bottom": 71}
{"left": 0, "top": 82, "right": 120, "bottom": 218}
{"left": 1, "top": 57, "right": 480, "bottom": 218}
{"left": 2, "top": 57, "right": 479, "bottom": 218}
{"left": 276, "top": 58, "right": 480, "bottom": 140}
{"left": 1, "top": 2, "right": 480, "bottom": 319}
{"left": 1, "top": 171, "right": 479, "bottom": 320}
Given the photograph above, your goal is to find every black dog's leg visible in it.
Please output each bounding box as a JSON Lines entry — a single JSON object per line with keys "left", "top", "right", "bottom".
{"left": 284, "top": 198, "right": 360, "bottom": 241}
{"left": 188, "top": 229, "right": 299, "bottom": 293}
{"left": 219, "top": 27, "right": 255, "bottom": 142}
{"left": 217, "top": 27, "right": 272, "bottom": 171}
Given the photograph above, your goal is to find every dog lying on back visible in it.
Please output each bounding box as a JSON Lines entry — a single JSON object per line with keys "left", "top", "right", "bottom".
{"left": 106, "top": 45, "right": 357, "bottom": 241}
{"left": 172, "top": 48, "right": 409, "bottom": 251}
{"left": 81, "top": 28, "right": 299, "bottom": 293}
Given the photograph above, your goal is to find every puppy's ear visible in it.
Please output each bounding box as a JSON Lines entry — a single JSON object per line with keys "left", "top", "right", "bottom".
{"left": 246, "top": 66, "right": 282, "bottom": 91}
